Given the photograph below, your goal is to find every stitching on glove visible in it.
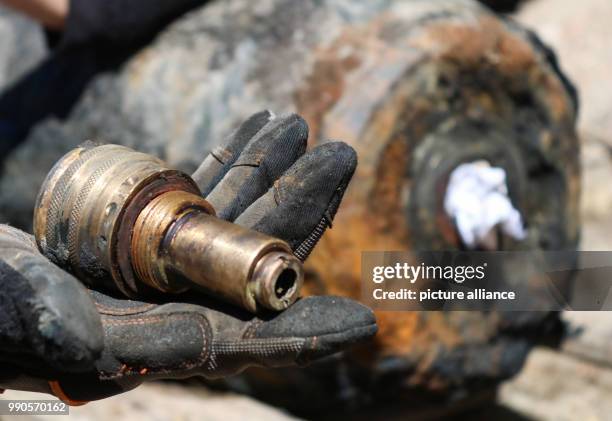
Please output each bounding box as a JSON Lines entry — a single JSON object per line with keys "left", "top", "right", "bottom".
{"left": 99, "top": 313, "right": 211, "bottom": 379}
{"left": 294, "top": 215, "right": 329, "bottom": 261}
{"left": 242, "top": 319, "right": 264, "bottom": 340}
{"left": 205, "top": 338, "right": 306, "bottom": 372}
{"left": 293, "top": 182, "right": 345, "bottom": 260}
{"left": 231, "top": 152, "right": 265, "bottom": 168}
{"left": 94, "top": 302, "right": 156, "bottom": 316}
{"left": 272, "top": 180, "right": 282, "bottom": 206}
{"left": 211, "top": 147, "right": 231, "bottom": 164}
{"left": 297, "top": 336, "right": 319, "bottom": 365}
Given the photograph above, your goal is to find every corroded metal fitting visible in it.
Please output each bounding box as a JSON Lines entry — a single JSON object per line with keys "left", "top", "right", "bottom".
{"left": 33, "top": 143, "right": 303, "bottom": 313}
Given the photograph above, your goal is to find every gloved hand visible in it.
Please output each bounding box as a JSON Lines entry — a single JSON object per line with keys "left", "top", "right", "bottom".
{"left": 0, "top": 111, "right": 377, "bottom": 403}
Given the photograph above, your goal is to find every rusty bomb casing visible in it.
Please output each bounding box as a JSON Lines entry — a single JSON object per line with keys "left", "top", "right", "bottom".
{"left": 151, "top": 0, "right": 576, "bottom": 415}
{"left": 33, "top": 143, "right": 303, "bottom": 313}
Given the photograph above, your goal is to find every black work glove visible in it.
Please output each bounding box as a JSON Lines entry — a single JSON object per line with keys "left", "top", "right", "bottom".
{"left": 0, "top": 111, "right": 376, "bottom": 403}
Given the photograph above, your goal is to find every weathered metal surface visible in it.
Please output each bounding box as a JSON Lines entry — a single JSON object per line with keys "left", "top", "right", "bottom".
{"left": 0, "top": 0, "right": 579, "bottom": 415}
{"left": 33, "top": 144, "right": 302, "bottom": 313}
{"left": 295, "top": 1, "right": 579, "bottom": 396}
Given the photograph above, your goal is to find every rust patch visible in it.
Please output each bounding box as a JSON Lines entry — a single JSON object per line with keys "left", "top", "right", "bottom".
{"left": 294, "top": 40, "right": 361, "bottom": 142}
{"left": 371, "top": 312, "right": 420, "bottom": 357}
{"left": 370, "top": 134, "right": 411, "bottom": 236}
{"left": 409, "top": 14, "right": 573, "bottom": 122}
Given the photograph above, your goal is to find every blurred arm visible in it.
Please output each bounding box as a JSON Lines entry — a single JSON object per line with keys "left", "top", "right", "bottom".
{"left": 1, "top": 0, "right": 68, "bottom": 30}
{"left": 5, "top": 0, "right": 205, "bottom": 50}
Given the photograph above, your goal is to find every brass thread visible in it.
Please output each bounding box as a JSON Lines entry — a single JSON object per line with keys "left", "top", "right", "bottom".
{"left": 131, "top": 190, "right": 214, "bottom": 293}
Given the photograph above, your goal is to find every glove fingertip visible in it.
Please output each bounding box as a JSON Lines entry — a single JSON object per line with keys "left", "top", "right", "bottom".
{"left": 226, "top": 110, "right": 276, "bottom": 156}
{"left": 253, "top": 296, "right": 377, "bottom": 364}
{"left": 318, "top": 140, "right": 358, "bottom": 177}
{"left": 272, "top": 113, "right": 309, "bottom": 156}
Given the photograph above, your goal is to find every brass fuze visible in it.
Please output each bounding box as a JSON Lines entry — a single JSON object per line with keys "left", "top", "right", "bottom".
{"left": 33, "top": 143, "right": 303, "bottom": 313}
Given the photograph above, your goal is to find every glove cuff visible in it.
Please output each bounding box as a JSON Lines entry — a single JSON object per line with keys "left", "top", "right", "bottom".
{"left": 48, "top": 381, "right": 89, "bottom": 406}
